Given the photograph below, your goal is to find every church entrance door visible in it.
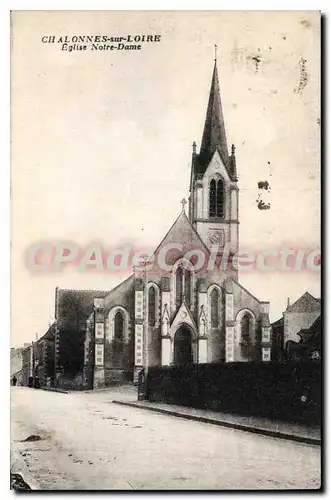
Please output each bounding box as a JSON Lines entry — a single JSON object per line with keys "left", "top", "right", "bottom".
{"left": 174, "top": 326, "right": 193, "bottom": 366}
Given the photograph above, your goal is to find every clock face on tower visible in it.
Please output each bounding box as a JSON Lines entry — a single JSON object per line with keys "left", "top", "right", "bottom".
{"left": 208, "top": 230, "right": 223, "bottom": 246}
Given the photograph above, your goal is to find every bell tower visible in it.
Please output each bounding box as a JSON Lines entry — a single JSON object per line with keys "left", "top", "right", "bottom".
{"left": 188, "top": 58, "right": 239, "bottom": 256}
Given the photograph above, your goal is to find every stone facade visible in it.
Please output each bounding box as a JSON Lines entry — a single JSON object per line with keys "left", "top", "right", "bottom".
{"left": 84, "top": 59, "right": 272, "bottom": 389}
{"left": 21, "top": 344, "right": 33, "bottom": 386}
{"left": 54, "top": 288, "right": 109, "bottom": 389}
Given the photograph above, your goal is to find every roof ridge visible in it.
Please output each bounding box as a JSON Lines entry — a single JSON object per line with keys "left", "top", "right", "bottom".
{"left": 153, "top": 209, "right": 210, "bottom": 257}
{"left": 103, "top": 274, "right": 134, "bottom": 300}
{"left": 286, "top": 291, "right": 321, "bottom": 312}
{"left": 231, "top": 278, "right": 262, "bottom": 304}
{"left": 57, "top": 288, "right": 110, "bottom": 294}
{"left": 182, "top": 210, "right": 210, "bottom": 254}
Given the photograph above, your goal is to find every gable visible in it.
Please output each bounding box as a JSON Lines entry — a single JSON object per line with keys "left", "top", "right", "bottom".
{"left": 203, "top": 149, "right": 231, "bottom": 183}
{"left": 286, "top": 292, "right": 321, "bottom": 313}
{"left": 153, "top": 211, "right": 209, "bottom": 268}
{"left": 170, "top": 301, "right": 197, "bottom": 337}
{"left": 232, "top": 279, "right": 262, "bottom": 318}
{"left": 103, "top": 274, "right": 135, "bottom": 312}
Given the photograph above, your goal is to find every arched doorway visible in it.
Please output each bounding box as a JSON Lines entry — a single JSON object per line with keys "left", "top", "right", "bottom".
{"left": 174, "top": 326, "right": 193, "bottom": 366}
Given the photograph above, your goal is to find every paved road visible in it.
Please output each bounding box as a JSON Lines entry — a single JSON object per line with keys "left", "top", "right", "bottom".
{"left": 11, "top": 387, "right": 321, "bottom": 490}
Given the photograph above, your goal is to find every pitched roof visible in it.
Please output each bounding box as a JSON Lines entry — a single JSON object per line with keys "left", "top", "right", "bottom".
{"left": 310, "top": 314, "right": 321, "bottom": 334}
{"left": 55, "top": 288, "right": 109, "bottom": 328}
{"left": 271, "top": 316, "right": 284, "bottom": 328}
{"left": 103, "top": 274, "right": 135, "bottom": 309}
{"left": 286, "top": 292, "right": 321, "bottom": 313}
{"left": 153, "top": 209, "right": 210, "bottom": 262}
{"left": 38, "top": 322, "right": 56, "bottom": 342}
{"left": 297, "top": 315, "right": 321, "bottom": 344}
{"left": 193, "top": 61, "right": 237, "bottom": 181}
{"left": 231, "top": 278, "right": 262, "bottom": 305}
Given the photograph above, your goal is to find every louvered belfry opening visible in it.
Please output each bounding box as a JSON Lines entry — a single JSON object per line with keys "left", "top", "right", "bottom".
{"left": 209, "top": 178, "right": 225, "bottom": 218}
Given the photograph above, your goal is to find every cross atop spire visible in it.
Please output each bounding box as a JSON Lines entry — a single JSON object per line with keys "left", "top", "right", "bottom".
{"left": 181, "top": 198, "right": 187, "bottom": 213}
{"left": 214, "top": 44, "right": 217, "bottom": 62}
{"left": 199, "top": 57, "right": 229, "bottom": 167}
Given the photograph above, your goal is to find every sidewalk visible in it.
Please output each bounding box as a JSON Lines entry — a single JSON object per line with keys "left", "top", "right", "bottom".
{"left": 113, "top": 400, "right": 320, "bottom": 446}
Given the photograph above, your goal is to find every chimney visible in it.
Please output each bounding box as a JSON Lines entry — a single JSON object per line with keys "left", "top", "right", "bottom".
{"left": 286, "top": 297, "right": 290, "bottom": 308}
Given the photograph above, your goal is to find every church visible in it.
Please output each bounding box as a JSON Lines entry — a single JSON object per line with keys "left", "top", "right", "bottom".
{"left": 82, "top": 59, "right": 272, "bottom": 389}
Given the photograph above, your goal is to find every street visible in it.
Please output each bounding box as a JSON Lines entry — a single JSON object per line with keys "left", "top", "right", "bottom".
{"left": 11, "top": 387, "right": 321, "bottom": 490}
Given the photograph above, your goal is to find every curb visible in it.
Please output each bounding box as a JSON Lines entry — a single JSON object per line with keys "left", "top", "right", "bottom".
{"left": 39, "top": 387, "right": 69, "bottom": 394}
{"left": 112, "top": 401, "right": 321, "bottom": 446}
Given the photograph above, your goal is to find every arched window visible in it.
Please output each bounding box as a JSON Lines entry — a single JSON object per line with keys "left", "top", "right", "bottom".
{"left": 210, "top": 288, "right": 219, "bottom": 327}
{"left": 216, "top": 179, "right": 224, "bottom": 218}
{"left": 209, "top": 179, "right": 216, "bottom": 217}
{"left": 240, "top": 314, "right": 251, "bottom": 344}
{"left": 176, "top": 266, "right": 183, "bottom": 306}
{"left": 184, "top": 270, "right": 191, "bottom": 307}
{"left": 148, "top": 287, "right": 157, "bottom": 326}
{"left": 114, "top": 311, "right": 124, "bottom": 342}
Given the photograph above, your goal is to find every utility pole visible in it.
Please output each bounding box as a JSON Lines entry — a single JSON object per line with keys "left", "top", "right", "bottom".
{"left": 138, "top": 253, "right": 150, "bottom": 399}
{"left": 142, "top": 255, "right": 149, "bottom": 377}
{"left": 34, "top": 332, "right": 38, "bottom": 386}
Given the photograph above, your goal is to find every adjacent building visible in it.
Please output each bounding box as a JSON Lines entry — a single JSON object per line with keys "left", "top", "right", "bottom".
{"left": 21, "top": 343, "right": 33, "bottom": 386}
{"left": 54, "top": 288, "right": 109, "bottom": 389}
{"left": 288, "top": 315, "right": 321, "bottom": 361}
{"left": 34, "top": 323, "right": 56, "bottom": 387}
{"left": 10, "top": 347, "right": 24, "bottom": 378}
{"left": 284, "top": 292, "right": 321, "bottom": 345}
{"left": 271, "top": 291, "right": 321, "bottom": 361}
{"left": 19, "top": 326, "right": 55, "bottom": 387}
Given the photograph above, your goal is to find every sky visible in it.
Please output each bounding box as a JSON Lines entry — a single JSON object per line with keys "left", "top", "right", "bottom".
{"left": 11, "top": 10, "right": 320, "bottom": 346}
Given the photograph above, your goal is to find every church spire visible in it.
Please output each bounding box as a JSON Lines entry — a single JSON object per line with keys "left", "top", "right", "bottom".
{"left": 200, "top": 58, "right": 229, "bottom": 167}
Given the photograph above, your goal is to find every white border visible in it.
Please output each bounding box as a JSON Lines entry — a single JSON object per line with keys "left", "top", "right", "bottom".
{"left": 4, "top": 4, "right": 327, "bottom": 499}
